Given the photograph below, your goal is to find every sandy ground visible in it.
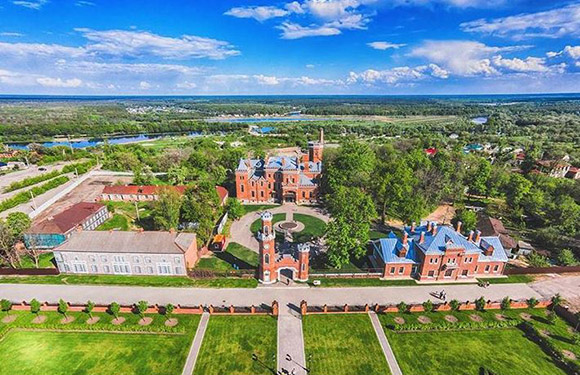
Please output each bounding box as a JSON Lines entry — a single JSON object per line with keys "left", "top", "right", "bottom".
{"left": 385, "top": 204, "right": 456, "bottom": 229}
{"left": 32, "top": 175, "right": 131, "bottom": 223}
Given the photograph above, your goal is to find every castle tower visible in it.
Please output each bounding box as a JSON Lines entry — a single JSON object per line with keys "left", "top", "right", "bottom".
{"left": 296, "top": 243, "right": 310, "bottom": 282}
{"left": 308, "top": 129, "right": 324, "bottom": 163}
{"left": 258, "top": 212, "right": 276, "bottom": 284}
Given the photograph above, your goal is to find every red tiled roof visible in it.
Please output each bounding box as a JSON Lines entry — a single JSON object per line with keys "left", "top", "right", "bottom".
{"left": 215, "top": 186, "right": 229, "bottom": 205}
{"left": 29, "top": 202, "right": 106, "bottom": 234}
{"left": 102, "top": 185, "right": 187, "bottom": 195}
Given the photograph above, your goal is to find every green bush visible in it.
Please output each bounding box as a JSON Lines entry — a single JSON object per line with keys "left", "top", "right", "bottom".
{"left": 449, "top": 299, "right": 460, "bottom": 311}
{"left": 29, "top": 299, "right": 41, "bottom": 315}
{"left": 397, "top": 302, "right": 408, "bottom": 314}
{"left": 0, "top": 299, "right": 12, "bottom": 313}
{"left": 392, "top": 319, "right": 520, "bottom": 332}
{"left": 4, "top": 170, "right": 61, "bottom": 192}
{"left": 0, "top": 176, "right": 70, "bottom": 213}
{"left": 500, "top": 297, "right": 511, "bottom": 311}
{"left": 475, "top": 297, "right": 486, "bottom": 312}
{"left": 422, "top": 300, "right": 434, "bottom": 313}
{"left": 527, "top": 297, "right": 539, "bottom": 309}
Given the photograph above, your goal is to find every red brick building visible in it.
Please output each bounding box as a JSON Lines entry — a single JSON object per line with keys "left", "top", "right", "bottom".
{"left": 257, "top": 212, "right": 309, "bottom": 284}
{"left": 101, "top": 185, "right": 228, "bottom": 205}
{"left": 372, "top": 221, "right": 509, "bottom": 281}
{"left": 235, "top": 130, "right": 323, "bottom": 204}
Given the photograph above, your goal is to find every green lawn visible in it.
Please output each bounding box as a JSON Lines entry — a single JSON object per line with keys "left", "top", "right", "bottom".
{"left": 16, "top": 252, "right": 55, "bottom": 269}
{"left": 226, "top": 242, "right": 259, "bottom": 268}
{"left": 303, "top": 314, "right": 391, "bottom": 375}
{"left": 197, "top": 242, "right": 259, "bottom": 271}
{"left": 0, "top": 274, "right": 258, "bottom": 288}
{"left": 293, "top": 214, "right": 326, "bottom": 242}
{"left": 96, "top": 213, "right": 130, "bottom": 231}
{"left": 195, "top": 315, "right": 278, "bottom": 375}
{"left": 385, "top": 328, "right": 566, "bottom": 375}
{"left": 250, "top": 213, "right": 286, "bottom": 234}
{"left": 380, "top": 308, "right": 578, "bottom": 375}
{"left": 0, "top": 311, "right": 199, "bottom": 375}
{"left": 369, "top": 230, "right": 389, "bottom": 240}
{"left": 481, "top": 274, "right": 535, "bottom": 284}
{"left": 308, "top": 277, "right": 417, "bottom": 287}
{"left": 104, "top": 201, "right": 155, "bottom": 230}
{"left": 241, "top": 204, "right": 280, "bottom": 215}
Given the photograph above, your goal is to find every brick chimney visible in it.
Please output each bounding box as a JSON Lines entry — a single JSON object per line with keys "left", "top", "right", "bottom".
{"left": 475, "top": 230, "right": 481, "bottom": 243}
{"left": 484, "top": 244, "right": 494, "bottom": 256}
{"left": 419, "top": 231, "right": 425, "bottom": 244}
{"left": 468, "top": 230, "right": 474, "bottom": 242}
{"left": 432, "top": 223, "right": 438, "bottom": 235}
{"left": 456, "top": 221, "right": 462, "bottom": 233}
{"left": 427, "top": 222, "right": 432, "bottom": 232}
{"left": 411, "top": 222, "right": 416, "bottom": 233}
{"left": 398, "top": 245, "right": 408, "bottom": 258}
{"left": 402, "top": 232, "right": 408, "bottom": 245}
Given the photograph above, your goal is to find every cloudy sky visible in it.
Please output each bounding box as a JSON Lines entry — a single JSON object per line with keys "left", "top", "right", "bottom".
{"left": 0, "top": 0, "right": 579, "bottom": 95}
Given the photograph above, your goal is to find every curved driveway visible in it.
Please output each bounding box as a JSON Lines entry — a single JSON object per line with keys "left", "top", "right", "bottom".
{"left": 230, "top": 205, "right": 330, "bottom": 251}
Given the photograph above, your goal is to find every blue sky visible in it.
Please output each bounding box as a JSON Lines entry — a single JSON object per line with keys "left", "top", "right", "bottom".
{"left": 0, "top": 0, "right": 578, "bottom": 95}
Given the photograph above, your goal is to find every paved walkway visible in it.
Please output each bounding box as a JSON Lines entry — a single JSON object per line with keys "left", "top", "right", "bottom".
{"left": 278, "top": 303, "right": 307, "bottom": 375}
{"left": 369, "top": 311, "right": 402, "bottom": 375}
{"left": 0, "top": 282, "right": 541, "bottom": 307}
{"left": 230, "top": 204, "right": 330, "bottom": 251}
{"left": 530, "top": 275, "right": 580, "bottom": 312}
{"left": 182, "top": 312, "right": 210, "bottom": 375}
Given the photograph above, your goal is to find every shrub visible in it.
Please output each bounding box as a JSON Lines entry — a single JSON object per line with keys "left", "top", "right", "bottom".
{"left": 57, "top": 299, "right": 68, "bottom": 317}
{"left": 29, "top": 299, "right": 41, "bottom": 315}
{"left": 500, "top": 297, "right": 511, "bottom": 311}
{"left": 164, "top": 303, "right": 175, "bottom": 319}
{"left": 550, "top": 294, "right": 563, "bottom": 310}
{"left": 527, "top": 297, "right": 539, "bottom": 309}
{"left": 0, "top": 299, "right": 12, "bottom": 314}
{"left": 422, "top": 300, "right": 434, "bottom": 313}
{"left": 85, "top": 300, "right": 95, "bottom": 318}
{"left": 109, "top": 302, "right": 121, "bottom": 318}
{"left": 547, "top": 311, "right": 557, "bottom": 325}
{"left": 137, "top": 300, "right": 149, "bottom": 318}
{"left": 449, "top": 299, "right": 460, "bottom": 311}
{"left": 475, "top": 297, "right": 486, "bottom": 312}
{"left": 397, "top": 302, "right": 408, "bottom": 314}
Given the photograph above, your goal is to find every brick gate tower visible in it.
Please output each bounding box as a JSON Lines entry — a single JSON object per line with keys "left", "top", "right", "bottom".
{"left": 257, "top": 211, "right": 310, "bottom": 284}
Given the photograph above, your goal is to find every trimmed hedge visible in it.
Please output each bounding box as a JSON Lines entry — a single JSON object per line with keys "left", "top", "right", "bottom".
{"left": 62, "top": 160, "right": 96, "bottom": 175}
{"left": 3, "top": 170, "right": 62, "bottom": 193}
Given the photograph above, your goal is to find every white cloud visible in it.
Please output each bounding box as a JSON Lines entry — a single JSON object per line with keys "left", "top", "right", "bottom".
{"left": 254, "top": 74, "right": 281, "bottom": 85}
{"left": 175, "top": 81, "right": 197, "bottom": 89}
{"left": 0, "top": 32, "right": 24, "bottom": 37}
{"left": 306, "top": 64, "right": 315, "bottom": 68}
{"left": 12, "top": 0, "right": 47, "bottom": 10}
{"left": 36, "top": 77, "right": 83, "bottom": 88}
{"left": 139, "top": 81, "right": 151, "bottom": 90}
{"left": 0, "top": 42, "right": 85, "bottom": 58}
{"left": 75, "top": 28, "right": 240, "bottom": 60}
{"left": 278, "top": 22, "right": 341, "bottom": 39}
{"left": 347, "top": 64, "right": 447, "bottom": 85}
{"left": 547, "top": 46, "right": 580, "bottom": 60}
{"left": 428, "top": 63, "right": 449, "bottom": 79}
{"left": 368, "top": 41, "right": 406, "bottom": 50}
{"left": 491, "top": 55, "right": 549, "bottom": 72}
{"left": 285, "top": 1, "right": 305, "bottom": 14}
{"left": 56, "top": 61, "right": 202, "bottom": 75}
{"left": 224, "top": 6, "right": 290, "bottom": 22}
{"left": 460, "top": 4, "right": 580, "bottom": 39}
{"left": 75, "top": 1, "right": 95, "bottom": 6}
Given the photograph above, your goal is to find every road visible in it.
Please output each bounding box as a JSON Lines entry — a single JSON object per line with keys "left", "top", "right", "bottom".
{"left": 0, "top": 282, "right": 541, "bottom": 307}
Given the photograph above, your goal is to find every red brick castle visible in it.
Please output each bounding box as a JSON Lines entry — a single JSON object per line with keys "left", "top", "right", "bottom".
{"left": 235, "top": 130, "right": 323, "bottom": 204}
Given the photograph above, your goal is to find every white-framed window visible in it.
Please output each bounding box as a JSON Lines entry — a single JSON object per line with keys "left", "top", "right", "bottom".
{"left": 493, "top": 265, "right": 499, "bottom": 273}
{"left": 427, "top": 270, "right": 435, "bottom": 278}
{"left": 264, "top": 254, "right": 270, "bottom": 264}
{"left": 484, "top": 265, "right": 490, "bottom": 273}
{"left": 175, "top": 266, "right": 183, "bottom": 275}
{"left": 398, "top": 267, "right": 404, "bottom": 275}
{"left": 100, "top": 256, "right": 108, "bottom": 262}
{"left": 390, "top": 267, "right": 395, "bottom": 275}
{"left": 133, "top": 256, "right": 140, "bottom": 263}
{"left": 113, "top": 263, "right": 131, "bottom": 275}
{"left": 103, "top": 265, "right": 110, "bottom": 273}
{"left": 91, "top": 265, "right": 98, "bottom": 273}
{"left": 157, "top": 263, "right": 172, "bottom": 275}
{"left": 89, "top": 255, "right": 96, "bottom": 262}
{"left": 174, "top": 257, "right": 181, "bottom": 264}
{"left": 63, "top": 263, "right": 71, "bottom": 272}
{"left": 72, "top": 262, "right": 87, "bottom": 273}
{"left": 145, "top": 257, "right": 152, "bottom": 263}
{"left": 54, "top": 253, "right": 63, "bottom": 262}
{"left": 147, "top": 266, "right": 154, "bottom": 274}
{"left": 134, "top": 266, "right": 142, "bottom": 274}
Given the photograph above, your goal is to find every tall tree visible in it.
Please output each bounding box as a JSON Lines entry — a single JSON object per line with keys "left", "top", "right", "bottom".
{"left": 153, "top": 187, "right": 183, "bottom": 231}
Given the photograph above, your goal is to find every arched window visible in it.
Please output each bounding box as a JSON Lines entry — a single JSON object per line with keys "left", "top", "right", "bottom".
{"left": 264, "top": 254, "right": 270, "bottom": 265}
{"left": 241, "top": 184, "right": 244, "bottom": 193}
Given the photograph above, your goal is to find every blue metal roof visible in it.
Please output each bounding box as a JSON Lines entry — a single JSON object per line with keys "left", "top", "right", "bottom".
{"left": 372, "top": 232, "right": 417, "bottom": 264}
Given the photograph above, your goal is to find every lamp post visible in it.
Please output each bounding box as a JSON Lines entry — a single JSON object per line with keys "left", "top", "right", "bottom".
{"left": 251, "top": 353, "right": 277, "bottom": 375}
{"left": 285, "top": 354, "right": 310, "bottom": 373}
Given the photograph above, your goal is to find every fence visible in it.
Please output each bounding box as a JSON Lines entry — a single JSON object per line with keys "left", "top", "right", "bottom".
{"left": 310, "top": 268, "right": 383, "bottom": 278}
{"left": 506, "top": 265, "right": 580, "bottom": 275}
{"left": 0, "top": 268, "right": 59, "bottom": 276}
{"left": 7, "top": 300, "right": 279, "bottom": 316}
{"left": 301, "top": 298, "right": 552, "bottom": 315}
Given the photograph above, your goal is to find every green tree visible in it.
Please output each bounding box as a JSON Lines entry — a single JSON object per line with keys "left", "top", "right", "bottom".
{"left": 422, "top": 300, "right": 434, "bottom": 313}
{"left": 397, "top": 301, "right": 408, "bottom": 313}
{"left": 527, "top": 252, "right": 550, "bottom": 267}
{"left": 451, "top": 208, "right": 477, "bottom": 233}
{"left": 30, "top": 299, "right": 41, "bottom": 315}
{"left": 137, "top": 300, "right": 149, "bottom": 318}
{"left": 500, "top": 297, "right": 511, "bottom": 311}
{"left": 0, "top": 220, "right": 20, "bottom": 268}
{"left": 5, "top": 212, "right": 31, "bottom": 239}
{"left": 527, "top": 297, "right": 539, "bottom": 309}
{"left": 550, "top": 294, "right": 563, "bottom": 310}
{"left": 504, "top": 173, "right": 532, "bottom": 208}
{"left": 475, "top": 297, "right": 486, "bottom": 311}
{"left": 109, "top": 302, "right": 121, "bottom": 319}
{"left": 557, "top": 249, "right": 578, "bottom": 266}
{"left": 153, "top": 187, "right": 183, "bottom": 231}
{"left": 181, "top": 181, "right": 221, "bottom": 245}
{"left": 325, "top": 217, "right": 358, "bottom": 268}
{"left": 164, "top": 303, "right": 175, "bottom": 320}
{"left": 449, "top": 299, "right": 460, "bottom": 311}
{"left": 468, "top": 158, "right": 492, "bottom": 197}
{"left": 85, "top": 300, "right": 95, "bottom": 318}
{"left": 0, "top": 299, "right": 12, "bottom": 315}
{"left": 58, "top": 299, "right": 68, "bottom": 318}
{"left": 167, "top": 165, "right": 189, "bottom": 185}
{"left": 226, "top": 198, "right": 244, "bottom": 221}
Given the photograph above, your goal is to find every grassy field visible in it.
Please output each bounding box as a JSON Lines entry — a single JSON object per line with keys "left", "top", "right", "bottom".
{"left": 293, "top": 214, "right": 326, "bottom": 242}
{"left": 16, "top": 252, "right": 55, "bottom": 269}
{"left": 197, "top": 242, "right": 259, "bottom": 271}
{"left": 195, "top": 315, "right": 278, "bottom": 375}
{"left": 0, "top": 274, "right": 258, "bottom": 288}
{"left": 103, "top": 201, "right": 155, "bottom": 230}
{"left": 303, "top": 314, "right": 391, "bottom": 375}
{"left": 96, "top": 213, "right": 130, "bottom": 231}
{"left": 250, "top": 213, "right": 285, "bottom": 234}
{"left": 308, "top": 277, "right": 417, "bottom": 287}
{"left": 482, "top": 274, "right": 535, "bottom": 284}
{"left": 0, "top": 311, "right": 200, "bottom": 375}
{"left": 380, "top": 308, "right": 578, "bottom": 375}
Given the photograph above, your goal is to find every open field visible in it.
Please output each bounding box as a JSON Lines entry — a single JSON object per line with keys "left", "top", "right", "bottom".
{"left": 0, "top": 311, "right": 199, "bottom": 375}
{"left": 303, "top": 314, "right": 391, "bottom": 375}
{"left": 194, "top": 315, "right": 278, "bottom": 375}
{"left": 197, "top": 242, "right": 259, "bottom": 271}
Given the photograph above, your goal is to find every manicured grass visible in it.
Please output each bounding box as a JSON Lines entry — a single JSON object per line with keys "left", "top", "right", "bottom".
{"left": 0, "top": 274, "right": 258, "bottom": 288}
{"left": 250, "top": 213, "right": 286, "bottom": 234}
{"left": 303, "top": 314, "right": 391, "bottom": 375}
{"left": 195, "top": 315, "right": 278, "bottom": 375}
{"left": 16, "top": 252, "right": 55, "bottom": 269}
{"left": 226, "top": 242, "right": 259, "bottom": 268}
{"left": 241, "top": 204, "right": 280, "bottom": 215}
{"left": 293, "top": 214, "right": 326, "bottom": 242}
{"left": 385, "top": 327, "right": 567, "bottom": 375}
{"left": 0, "top": 311, "right": 200, "bottom": 375}
{"left": 96, "top": 213, "right": 130, "bottom": 231}
{"left": 380, "top": 308, "right": 579, "bottom": 374}
{"left": 308, "top": 277, "right": 417, "bottom": 287}
{"left": 197, "top": 242, "right": 259, "bottom": 271}
{"left": 481, "top": 274, "right": 535, "bottom": 284}
{"left": 105, "top": 201, "right": 155, "bottom": 230}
